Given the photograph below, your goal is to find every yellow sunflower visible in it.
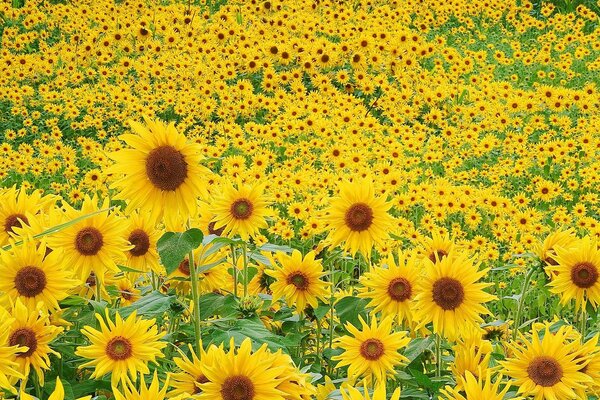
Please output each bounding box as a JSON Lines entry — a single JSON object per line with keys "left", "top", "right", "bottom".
{"left": 358, "top": 250, "right": 420, "bottom": 326}
{"left": 20, "top": 377, "right": 92, "bottom": 400}
{"left": 115, "top": 278, "right": 141, "bottom": 306}
{"left": 450, "top": 327, "right": 493, "bottom": 390}
{"left": 265, "top": 250, "right": 329, "bottom": 311}
{"left": 0, "top": 240, "right": 77, "bottom": 311}
{"left": 324, "top": 178, "right": 393, "bottom": 258}
{"left": 6, "top": 299, "right": 62, "bottom": 385}
{"left": 0, "top": 306, "right": 25, "bottom": 393}
{"left": 123, "top": 210, "right": 163, "bottom": 274}
{"left": 340, "top": 383, "right": 400, "bottom": 400}
{"left": 75, "top": 310, "right": 166, "bottom": 386}
{"left": 169, "top": 343, "right": 218, "bottom": 398}
{"left": 501, "top": 326, "right": 592, "bottom": 400}
{"left": 546, "top": 236, "right": 600, "bottom": 311}
{"left": 166, "top": 242, "right": 228, "bottom": 295}
{"left": 108, "top": 116, "right": 211, "bottom": 229}
{"left": 211, "top": 180, "right": 271, "bottom": 241}
{"left": 333, "top": 316, "right": 410, "bottom": 384}
{"left": 535, "top": 228, "right": 578, "bottom": 267}
{"left": 439, "top": 371, "right": 518, "bottom": 400}
{"left": 46, "top": 195, "right": 130, "bottom": 285}
{"left": 113, "top": 371, "right": 183, "bottom": 400}
{"left": 414, "top": 253, "right": 495, "bottom": 340}
{"left": 418, "top": 231, "right": 455, "bottom": 264}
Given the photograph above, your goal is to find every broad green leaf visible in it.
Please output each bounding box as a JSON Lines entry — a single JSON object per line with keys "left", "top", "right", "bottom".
{"left": 118, "top": 291, "right": 176, "bottom": 318}
{"left": 157, "top": 229, "right": 204, "bottom": 275}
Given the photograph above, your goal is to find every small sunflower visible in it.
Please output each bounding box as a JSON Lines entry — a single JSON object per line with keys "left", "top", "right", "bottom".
{"left": 115, "top": 278, "right": 141, "bottom": 306}
{"left": 75, "top": 310, "right": 166, "bottom": 386}
{"left": 108, "top": 116, "right": 211, "bottom": 229}
{"left": 113, "top": 371, "right": 182, "bottom": 400}
{"left": 324, "top": 178, "right": 393, "bottom": 258}
{"left": 266, "top": 250, "right": 329, "bottom": 311}
{"left": 169, "top": 343, "right": 218, "bottom": 398}
{"left": 0, "top": 187, "right": 56, "bottom": 246}
{"left": 20, "top": 377, "right": 92, "bottom": 400}
{"left": 123, "top": 210, "right": 163, "bottom": 274}
{"left": 419, "top": 231, "right": 455, "bottom": 264}
{"left": 333, "top": 316, "right": 410, "bottom": 384}
{"left": 0, "top": 307, "right": 25, "bottom": 393}
{"left": 211, "top": 180, "right": 271, "bottom": 241}
{"left": 535, "top": 229, "right": 578, "bottom": 268}
{"left": 340, "top": 383, "right": 400, "bottom": 400}
{"left": 414, "top": 253, "right": 495, "bottom": 340}
{"left": 439, "top": 371, "right": 518, "bottom": 400}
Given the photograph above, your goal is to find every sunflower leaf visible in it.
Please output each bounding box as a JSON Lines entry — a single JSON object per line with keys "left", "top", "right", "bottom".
{"left": 157, "top": 229, "right": 204, "bottom": 275}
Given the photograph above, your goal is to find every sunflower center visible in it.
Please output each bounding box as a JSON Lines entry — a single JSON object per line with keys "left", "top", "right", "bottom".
{"left": 231, "top": 199, "right": 253, "bottom": 220}
{"left": 121, "top": 290, "right": 133, "bottom": 300}
{"left": 360, "top": 338, "right": 385, "bottom": 360}
{"left": 4, "top": 213, "right": 28, "bottom": 233}
{"left": 178, "top": 259, "right": 190, "bottom": 276}
{"left": 287, "top": 271, "right": 309, "bottom": 290}
{"left": 208, "top": 221, "right": 225, "bottom": 236}
{"left": 194, "top": 374, "right": 209, "bottom": 393}
{"left": 14, "top": 266, "right": 47, "bottom": 297}
{"left": 527, "top": 356, "right": 563, "bottom": 387}
{"left": 544, "top": 256, "right": 559, "bottom": 266}
{"left": 387, "top": 277, "right": 412, "bottom": 301}
{"left": 428, "top": 249, "right": 448, "bottom": 263}
{"left": 221, "top": 375, "right": 255, "bottom": 400}
{"left": 105, "top": 336, "right": 133, "bottom": 360}
{"left": 145, "top": 145, "right": 188, "bottom": 192}
{"left": 9, "top": 328, "right": 37, "bottom": 357}
{"left": 570, "top": 262, "right": 598, "bottom": 288}
{"left": 432, "top": 277, "right": 465, "bottom": 310}
{"left": 75, "top": 227, "right": 104, "bottom": 256}
{"left": 344, "top": 203, "right": 373, "bottom": 232}
{"left": 128, "top": 229, "right": 151, "bottom": 257}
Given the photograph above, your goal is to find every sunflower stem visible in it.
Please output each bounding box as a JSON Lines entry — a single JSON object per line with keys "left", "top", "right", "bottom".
{"left": 327, "top": 250, "right": 336, "bottom": 376}
{"left": 188, "top": 248, "right": 202, "bottom": 352}
{"left": 95, "top": 274, "right": 102, "bottom": 302}
{"left": 580, "top": 305, "right": 587, "bottom": 340}
{"left": 230, "top": 244, "right": 238, "bottom": 298}
{"left": 242, "top": 241, "right": 248, "bottom": 298}
{"left": 513, "top": 266, "right": 535, "bottom": 341}
{"left": 151, "top": 270, "right": 157, "bottom": 291}
{"left": 435, "top": 334, "right": 442, "bottom": 378}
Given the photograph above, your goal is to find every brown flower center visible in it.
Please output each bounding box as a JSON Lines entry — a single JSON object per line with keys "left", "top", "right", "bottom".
{"left": 4, "top": 213, "right": 28, "bottom": 234}
{"left": 128, "top": 229, "right": 151, "bottom": 257}
{"left": 121, "top": 290, "right": 133, "bottom": 300}
{"left": 231, "top": 199, "right": 253, "bottom": 220}
{"left": 105, "top": 336, "right": 133, "bottom": 360}
{"left": 9, "top": 328, "right": 37, "bottom": 357}
{"left": 75, "top": 227, "right": 104, "bottom": 256}
{"left": 208, "top": 221, "right": 225, "bottom": 236}
{"left": 344, "top": 203, "right": 373, "bottom": 232}
{"left": 194, "top": 374, "right": 209, "bottom": 393}
{"left": 570, "top": 262, "right": 598, "bottom": 289}
{"left": 428, "top": 249, "right": 448, "bottom": 263}
{"left": 432, "top": 277, "right": 465, "bottom": 310}
{"left": 178, "top": 259, "right": 190, "bottom": 276}
{"left": 14, "top": 266, "right": 47, "bottom": 297}
{"left": 287, "top": 271, "right": 309, "bottom": 290}
{"left": 360, "top": 338, "right": 385, "bottom": 360}
{"left": 221, "top": 375, "right": 255, "bottom": 400}
{"left": 387, "top": 277, "right": 412, "bottom": 301}
{"left": 527, "top": 356, "right": 563, "bottom": 387}
{"left": 145, "top": 145, "right": 188, "bottom": 192}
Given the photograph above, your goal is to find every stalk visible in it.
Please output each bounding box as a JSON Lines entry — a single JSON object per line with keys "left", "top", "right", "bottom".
{"left": 435, "top": 334, "right": 442, "bottom": 378}
{"left": 242, "top": 241, "right": 248, "bottom": 297}
{"left": 230, "top": 244, "right": 238, "bottom": 298}
{"left": 513, "top": 267, "right": 535, "bottom": 341}
{"left": 188, "top": 249, "right": 202, "bottom": 352}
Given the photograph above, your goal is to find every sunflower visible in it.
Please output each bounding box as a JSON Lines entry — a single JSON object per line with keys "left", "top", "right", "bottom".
{"left": 546, "top": 236, "right": 600, "bottom": 311}
{"left": 75, "top": 310, "right": 166, "bottom": 386}
{"left": 123, "top": 210, "right": 163, "bottom": 274}
{"left": 20, "top": 377, "right": 92, "bottom": 400}
{"left": 108, "top": 116, "right": 211, "bottom": 229}
{"left": 450, "top": 327, "right": 493, "bottom": 390}
{"left": 197, "top": 338, "right": 287, "bottom": 400}
{"left": 340, "top": 383, "right": 400, "bottom": 400}
{"left": 0, "top": 306, "right": 25, "bottom": 393}
{"left": 113, "top": 371, "right": 180, "bottom": 400}
{"left": 439, "top": 371, "right": 517, "bottom": 400}
{"left": 535, "top": 229, "right": 578, "bottom": 268}
{"left": 169, "top": 343, "right": 218, "bottom": 398}
{"left": 414, "top": 253, "right": 495, "bottom": 341}
{"left": 265, "top": 250, "right": 329, "bottom": 311}
{"left": 166, "top": 242, "right": 228, "bottom": 295}
{"left": 248, "top": 258, "right": 276, "bottom": 295}
{"left": 6, "top": 299, "right": 62, "bottom": 385}
{"left": 324, "top": 178, "right": 393, "bottom": 258}
{"left": 211, "top": 180, "right": 271, "bottom": 241}
{"left": 333, "top": 316, "right": 410, "bottom": 384}
{"left": 0, "top": 240, "right": 77, "bottom": 311}
{"left": 46, "top": 195, "right": 130, "bottom": 285}
{"left": 358, "top": 250, "right": 420, "bottom": 326}
{"left": 115, "top": 278, "right": 141, "bottom": 306}
{"left": 501, "top": 326, "right": 592, "bottom": 400}
{"left": 419, "top": 231, "right": 455, "bottom": 264}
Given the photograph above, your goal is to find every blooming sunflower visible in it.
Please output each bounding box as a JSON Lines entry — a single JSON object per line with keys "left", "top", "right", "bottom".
{"left": 197, "top": 338, "right": 287, "bottom": 400}
{"left": 0, "top": 306, "right": 25, "bottom": 393}
{"left": 211, "top": 180, "right": 271, "bottom": 241}
{"left": 0, "top": 240, "right": 77, "bottom": 311}
{"left": 535, "top": 229, "right": 578, "bottom": 267}
{"left": 46, "top": 195, "right": 130, "bottom": 285}
{"left": 324, "top": 178, "right": 393, "bottom": 258}
{"left": 501, "top": 326, "right": 592, "bottom": 400}
{"left": 419, "top": 231, "right": 455, "bottom": 264}
{"left": 340, "top": 383, "right": 400, "bottom": 400}
{"left": 546, "top": 236, "right": 600, "bottom": 310}
{"left": 123, "top": 210, "right": 163, "bottom": 274}
{"left": 358, "top": 251, "right": 420, "bottom": 326}
{"left": 169, "top": 343, "right": 218, "bottom": 398}
{"left": 75, "top": 310, "right": 166, "bottom": 386}
{"left": 108, "top": 116, "right": 211, "bottom": 229}
{"left": 115, "top": 278, "right": 141, "bottom": 306}
{"left": 113, "top": 371, "right": 180, "bottom": 400}
{"left": 20, "top": 377, "right": 92, "bottom": 400}
{"left": 333, "top": 316, "right": 410, "bottom": 384}
{"left": 414, "top": 253, "right": 495, "bottom": 340}
{"left": 265, "top": 249, "right": 329, "bottom": 311}
{"left": 450, "top": 327, "right": 493, "bottom": 390}
{"left": 6, "top": 299, "right": 62, "bottom": 385}
{"left": 166, "top": 242, "right": 227, "bottom": 295}
{"left": 439, "top": 371, "right": 518, "bottom": 400}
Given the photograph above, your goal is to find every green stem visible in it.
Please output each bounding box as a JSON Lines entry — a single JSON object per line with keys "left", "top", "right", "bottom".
{"left": 188, "top": 249, "right": 202, "bottom": 352}
{"left": 435, "top": 334, "right": 442, "bottom": 378}
{"left": 230, "top": 244, "right": 238, "bottom": 298}
{"left": 95, "top": 274, "right": 102, "bottom": 302}
{"left": 580, "top": 305, "right": 587, "bottom": 340}
{"left": 327, "top": 253, "right": 335, "bottom": 376}
{"left": 151, "top": 270, "right": 157, "bottom": 291}
{"left": 513, "top": 267, "right": 535, "bottom": 341}
{"left": 242, "top": 242, "right": 248, "bottom": 298}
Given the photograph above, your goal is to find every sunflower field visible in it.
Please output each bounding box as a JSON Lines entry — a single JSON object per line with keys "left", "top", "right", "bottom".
{"left": 1, "top": 0, "right": 600, "bottom": 398}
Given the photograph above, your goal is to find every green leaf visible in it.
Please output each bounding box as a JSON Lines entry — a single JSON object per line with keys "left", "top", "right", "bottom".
{"left": 334, "top": 296, "right": 369, "bottom": 328}
{"left": 118, "top": 291, "right": 176, "bottom": 318}
{"left": 403, "top": 336, "right": 434, "bottom": 363}
{"left": 157, "top": 229, "right": 204, "bottom": 275}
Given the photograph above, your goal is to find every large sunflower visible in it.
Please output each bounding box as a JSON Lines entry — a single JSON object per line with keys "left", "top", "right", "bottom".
{"left": 501, "top": 326, "right": 592, "bottom": 400}
{"left": 20, "top": 377, "right": 92, "bottom": 400}
{"left": 333, "top": 316, "right": 410, "bottom": 384}
{"left": 108, "top": 116, "right": 211, "bottom": 229}
{"left": 211, "top": 180, "right": 271, "bottom": 241}
{"left": 546, "top": 236, "right": 600, "bottom": 311}
{"left": 46, "top": 195, "right": 130, "bottom": 285}
{"left": 439, "top": 371, "right": 517, "bottom": 400}
{"left": 414, "top": 253, "right": 495, "bottom": 341}
{"left": 324, "top": 179, "right": 393, "bottom": 258}
{"left": 535, "top": 229, "right": 578, "bottom": 268}
{"left": 197, "top": 338, "right": 287, "bottom": 400}
{"left": 265, "top": 249, "right": 329, "bottom": 311}
{"left": 0, "top": 240, "right": 77, "bottom": 311}
{"left": 75, "top": 310, "right": 166, "bottom": 386}
{"left": 358, "top": 251, "right": 420, "bottom": 326}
